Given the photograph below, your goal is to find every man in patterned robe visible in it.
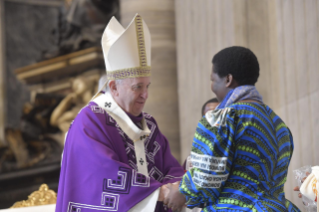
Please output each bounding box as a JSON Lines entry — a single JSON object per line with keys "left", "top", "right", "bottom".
{"left": 55, "top": 14, "right": 184, "bottom": 212}
{"left": 163, "top": 47, "right": 300, "bottom": 212}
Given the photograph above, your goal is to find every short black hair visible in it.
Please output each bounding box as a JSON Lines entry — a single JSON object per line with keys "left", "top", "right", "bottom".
{"left": 201, "top": 98, "right": 218, "bottom": 115}
{"left": 212, "top": 46, "right": 259, "bottom": 85}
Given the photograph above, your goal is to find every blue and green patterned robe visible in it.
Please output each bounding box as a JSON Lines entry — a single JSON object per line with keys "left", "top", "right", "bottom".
{"left": 180, "top": 102, "right": 300, "bottom": 212}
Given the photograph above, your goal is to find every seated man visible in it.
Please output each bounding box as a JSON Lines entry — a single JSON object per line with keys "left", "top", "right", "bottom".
{"left": 201, "top": 98, "right": 219, "bottom": 116}
{"left": 55, "top": 14, "right": 184, "bottom": 212}
{"left": 184, "top": 97, "right": 219, "bottom": 172}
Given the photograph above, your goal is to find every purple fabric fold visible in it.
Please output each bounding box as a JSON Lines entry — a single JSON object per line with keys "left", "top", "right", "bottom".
{"left": 125, "top": 111, "right": 143, "bottom": 129}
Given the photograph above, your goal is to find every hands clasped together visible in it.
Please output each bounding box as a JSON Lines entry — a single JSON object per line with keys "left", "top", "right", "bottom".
{"left": 158, "top": 182, "right": 186, "bottom": 211}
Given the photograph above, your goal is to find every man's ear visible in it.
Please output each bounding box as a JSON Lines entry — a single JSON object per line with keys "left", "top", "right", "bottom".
{"left": 109, "top": 80, "right": 119, "bottom": 96}
{"left": 225, "top": 74, "right": 233, "bottom": 88}
{"left": 225, "top": 74, "right": 238, "bottom": 88}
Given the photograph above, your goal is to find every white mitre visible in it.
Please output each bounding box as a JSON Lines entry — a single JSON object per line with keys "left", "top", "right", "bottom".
{"left": 102, "top": 13, "right": 151, "bottom": 81}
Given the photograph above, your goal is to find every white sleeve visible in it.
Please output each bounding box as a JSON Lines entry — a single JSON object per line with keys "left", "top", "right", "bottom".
{"left": 128, "top": 188, "right": 160, "bottom": 212}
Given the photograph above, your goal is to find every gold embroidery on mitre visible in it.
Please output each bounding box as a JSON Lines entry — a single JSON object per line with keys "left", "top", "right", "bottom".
{"left": 135, "top": 15, "right": 147, "bottom": 67}
{"left": 10, "top": 184, "right": 57, "bottom": 208}
{"left": 107, "top": 66, "right": 151, "bottom": 80}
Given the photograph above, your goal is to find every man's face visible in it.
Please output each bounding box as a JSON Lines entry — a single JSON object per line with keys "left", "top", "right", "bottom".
{"left": 115, "top": 77, "right": 151, "bottom": 116}
{"left": 203, "top": 102, "right": 219, "bottom": 116}
{"left": 210, "top": 65, "right": 228, "bottom": 102}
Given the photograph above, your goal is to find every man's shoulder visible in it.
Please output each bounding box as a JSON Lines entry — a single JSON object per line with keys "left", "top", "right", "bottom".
{"left": 142, "top": 111, "right": 152, "bottom": 119}
{"left": 68, "top": 102, "right": 117, "bottom": 137}
{"left": 142, "top": 112, "right": 157, "bottom": 123}
{"left": 75, "top": 102, "right": 110, "bottom": 122}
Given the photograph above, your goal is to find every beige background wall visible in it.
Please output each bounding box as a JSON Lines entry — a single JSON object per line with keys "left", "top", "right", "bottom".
{"left": 271, "top": 0, "right": 319, "bottom": 208}
{"left": 175, "top": 0, "right": 236, "bottom": 161}
{"left": 175, "top": 0, "right": 319, "bottom": 209}
{"left": 120, "top": 0, "right": 181, "bottom": 161}
{"left": 0, "top": 0, "right": 6, "bottom": 146}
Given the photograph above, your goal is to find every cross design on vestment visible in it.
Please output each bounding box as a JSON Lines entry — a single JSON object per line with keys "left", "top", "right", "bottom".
{"left": 139, "top": 158, "right": 144, "bottom": 165}
{"left": 105, "top": 102, "right": 112, "bottom": 108}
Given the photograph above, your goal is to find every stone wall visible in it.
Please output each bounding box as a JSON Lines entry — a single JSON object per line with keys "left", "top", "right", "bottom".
{"left": 4, "top": 0, "right": 61, "bottom": 128}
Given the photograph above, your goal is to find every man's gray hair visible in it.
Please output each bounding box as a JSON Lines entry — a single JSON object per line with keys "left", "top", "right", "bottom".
{"left": 115, "top": 79, "right": 123, "bottom": 86}
{"left": 98, "top": 75, "right": 124, "bottom": 92}
{"left": 98, "top": 75, "right": 107, "bottom": 91}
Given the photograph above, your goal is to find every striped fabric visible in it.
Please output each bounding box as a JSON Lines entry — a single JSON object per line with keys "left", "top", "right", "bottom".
{"left": 180, "top": 102, "right": 300, "bottom": 212}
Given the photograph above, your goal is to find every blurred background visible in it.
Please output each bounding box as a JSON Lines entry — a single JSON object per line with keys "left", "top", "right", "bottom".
{"left": 0, "top": 0, "right": 318, "bottom": 210}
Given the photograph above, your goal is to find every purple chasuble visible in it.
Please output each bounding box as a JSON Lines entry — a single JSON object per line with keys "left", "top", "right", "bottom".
{"left": 126, "top": 112, "right": 143, "bottom": 129}
{"left": 55, "top": 102, "right": 184, "bottom": 212}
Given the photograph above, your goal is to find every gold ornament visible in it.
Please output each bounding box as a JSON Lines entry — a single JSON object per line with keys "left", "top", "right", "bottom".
{"left": 11, "top": 184, "right": 57, "bottom": 208}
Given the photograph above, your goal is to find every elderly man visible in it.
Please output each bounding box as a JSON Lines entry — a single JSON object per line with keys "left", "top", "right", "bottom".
{"left": 55, "top": 14, "right": 184, "bottom": 212}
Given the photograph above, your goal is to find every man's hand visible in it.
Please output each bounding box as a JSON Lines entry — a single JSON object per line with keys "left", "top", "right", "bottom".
{"left": 158, "top": 185, "right": 169, "bottom": 202}
{"left": 163, "top": 182, "right": 186, "bottom": 211}
{"left": 293, "top": 186, "right": 303, "bottom": 198}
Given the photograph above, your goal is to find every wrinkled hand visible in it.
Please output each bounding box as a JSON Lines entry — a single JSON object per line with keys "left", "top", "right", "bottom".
{"left": 293, "top": 172, "right": 310, "bottom": 198}
{"left": 163, "top": 182, "right": 186, "bottom": 211}
{"left": 158, "top": 185, "right": 169, "bottom": 202}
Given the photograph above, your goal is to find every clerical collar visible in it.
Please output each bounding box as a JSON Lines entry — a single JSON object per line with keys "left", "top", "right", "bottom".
{"left": 125, "top": 112, "right": 144, "bottom": 129}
